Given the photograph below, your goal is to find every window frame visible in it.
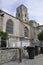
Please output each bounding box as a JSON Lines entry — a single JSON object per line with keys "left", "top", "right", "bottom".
{"left": 24, "top": 27, "right": 29, "bottom": 37}
{"left": 6, "top": 19, "right": 13, "bottom": 34}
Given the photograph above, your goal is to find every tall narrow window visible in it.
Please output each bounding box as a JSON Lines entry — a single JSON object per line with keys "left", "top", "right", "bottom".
{"left": 25, "top": 14, "right": 26, "bottom": 17}
{"left": 18, "top": 13, "right": 20, "bottom": 17}
{"left": 24, "top": 27, "right": 29, "bottom": 37}
{"left": 6, "top": 19, "right": 13, "bottom": 34}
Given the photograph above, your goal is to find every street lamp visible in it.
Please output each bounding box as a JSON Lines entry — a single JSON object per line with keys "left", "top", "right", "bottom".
{"left": 19, "top": 37, "right": 24, "bottom": 62}
{"left": 0, "top": 37, "right": 1, "bottom": 47}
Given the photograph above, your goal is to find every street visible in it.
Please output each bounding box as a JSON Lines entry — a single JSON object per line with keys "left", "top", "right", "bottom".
{"left": 2, "top": 56, "right": 43, "bottom": 65}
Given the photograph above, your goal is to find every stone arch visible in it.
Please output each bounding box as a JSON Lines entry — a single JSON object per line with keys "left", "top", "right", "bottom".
{"left": 6, "top": 19, "right": 13, "bottom": 34}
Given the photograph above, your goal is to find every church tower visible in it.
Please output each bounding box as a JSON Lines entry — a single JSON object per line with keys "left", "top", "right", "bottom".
{"left": 16, "top": 4, "right": 29, "bottom": 23}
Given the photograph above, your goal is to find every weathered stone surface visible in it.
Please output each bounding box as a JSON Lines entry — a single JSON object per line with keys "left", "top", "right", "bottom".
{"left": 0, "top": 48, "right": 19, "bottom": 64}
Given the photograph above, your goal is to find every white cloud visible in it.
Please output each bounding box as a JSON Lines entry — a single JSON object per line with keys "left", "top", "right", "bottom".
{"left": 1, "top": 0, "right": 43, "bottom": 25}
{"left": 26, "top": 0, "right": 43, "bottom": 25}
{"left": 2, "top": 0, "right": 18, "bottom": 12}
{"left": 0, "top": 0, "right": 2, "bottom": 9}
{"left": 2, "top": 0, "right": 18, "bottom": 6}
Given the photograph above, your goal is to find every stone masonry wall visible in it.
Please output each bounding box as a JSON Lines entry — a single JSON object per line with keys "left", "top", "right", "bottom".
{"left": 0, "top": 48, "right": 19, "bottom": 64}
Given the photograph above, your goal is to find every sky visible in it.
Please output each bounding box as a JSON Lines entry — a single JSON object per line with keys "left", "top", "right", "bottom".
{"left": 0, "top": 0, "right": 43, "bottom": 25}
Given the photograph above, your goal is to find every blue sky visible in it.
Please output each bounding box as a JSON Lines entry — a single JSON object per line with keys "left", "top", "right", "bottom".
{"left": 0, "top": 0, "right": 43, "bottom": 25}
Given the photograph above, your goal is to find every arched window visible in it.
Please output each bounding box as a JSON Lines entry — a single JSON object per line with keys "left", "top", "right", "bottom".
{"left": 6, "top": 19, "right": 13, "bottom": 34}
{"left": 24, "top": 27, "right": 29, "bottom": 37}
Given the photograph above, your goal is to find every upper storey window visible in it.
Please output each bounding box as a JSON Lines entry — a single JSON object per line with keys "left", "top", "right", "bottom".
{"left": 18, "top": 13, "right": 20, "bottom": 17}
{"left": 6, "top": 19, "right": 13, "bottom": 34}
{"left": 25, "top": 14, "right": 26, "bottom": 17}
{"left": 24, "top": 27, "right": 29, "bottom": 37}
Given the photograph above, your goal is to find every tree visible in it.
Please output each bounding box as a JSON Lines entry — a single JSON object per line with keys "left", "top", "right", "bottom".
{"left": 0, "top": 31, "right": 8, "bottom": 47}
{"left": 38, "top": 31, "right": 43, "bottom": 45}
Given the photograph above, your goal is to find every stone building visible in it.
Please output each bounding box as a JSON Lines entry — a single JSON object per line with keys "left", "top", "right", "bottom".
{"left": 0, "top": 4, "right": 43, "bottom": 48}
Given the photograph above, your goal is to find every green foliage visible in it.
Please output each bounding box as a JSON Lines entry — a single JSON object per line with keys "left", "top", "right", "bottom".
{"left": 0, "top": 31, "right": 8, "bottom": 47}
{"left": 0, "top": 10, "right": 2, "bottom": 13}
{"left": 38, "top": 31, "right": 43, "bottom": 42}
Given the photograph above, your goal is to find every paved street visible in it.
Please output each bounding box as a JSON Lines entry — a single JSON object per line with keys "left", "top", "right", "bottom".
{"left": 2, "top": 57, "right": 43, "bottom": 65}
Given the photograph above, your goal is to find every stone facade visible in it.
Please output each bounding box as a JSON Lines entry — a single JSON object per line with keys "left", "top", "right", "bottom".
{"left": 0, "top": 4, "right": 43, "bottom": 47}
{"left": 16, "top": 4, "right": 29, "bottom": 23}
{"left": 29, "top": 20, "right": 39, "bottom": 27}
